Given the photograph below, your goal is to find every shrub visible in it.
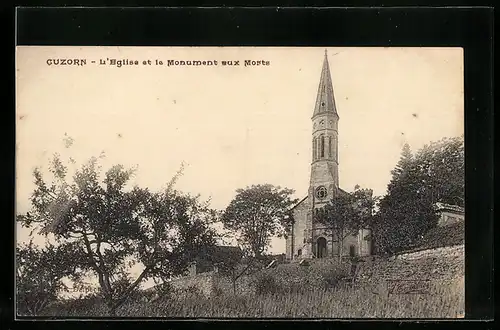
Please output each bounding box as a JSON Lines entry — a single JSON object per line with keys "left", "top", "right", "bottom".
{"left": 41, "top": 294, "right": 107, "bottom": 316}
{"left": 254, "top": 272, "right": 284, "bottom": 295}
{"left": 320, "top": 267, "right": 349, "bottom": 289}
{"left": 212, "top": 285, "right": 224, "bottom": 297}
{"left": 137, "top": 282, "right": 175, "bottom": 304}
{"left": 154, "top": 282, "right": 175, "bottom": 297}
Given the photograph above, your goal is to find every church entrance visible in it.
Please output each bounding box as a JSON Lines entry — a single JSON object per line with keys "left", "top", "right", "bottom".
{"left": 316, "top": 237, "right": 327, "bottom": 258}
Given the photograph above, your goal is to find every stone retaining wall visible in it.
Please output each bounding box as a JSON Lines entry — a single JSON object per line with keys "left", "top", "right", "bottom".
{"left": 167, "top": 270, "right": 254, "bottom": 297}
{"left": 394, "top": 244, "right": 464, "bottom": 261}
{"left": 165, "top": 244, "right": 464, "bottom": 297}
{"left": 356, "top": 244, "right": 464, "bottom": 282}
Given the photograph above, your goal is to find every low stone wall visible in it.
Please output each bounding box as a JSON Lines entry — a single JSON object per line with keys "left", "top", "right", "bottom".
{"left": 165, "top": 244, "right": 464, "bottom": 297}
{"left": 356, "top": 244, "right": 464, "bottom": 282}
{"left": 167, "top": 270, "right": 254, "bottom": 297}
{"left": 395, "top": 244, "right": 464, "bottom": 261}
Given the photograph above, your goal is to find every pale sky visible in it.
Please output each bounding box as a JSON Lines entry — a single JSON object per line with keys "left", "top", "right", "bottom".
{"left": 16, "top": 46, "right": 464, "bottom": 254}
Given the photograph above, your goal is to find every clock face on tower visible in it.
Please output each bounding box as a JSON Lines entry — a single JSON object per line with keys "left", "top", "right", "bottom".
{"left": 316, "top": 186, "right": 328, "bottom": 199}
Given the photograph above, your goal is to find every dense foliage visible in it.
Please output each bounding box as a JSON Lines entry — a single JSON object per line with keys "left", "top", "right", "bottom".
{"left": 16, "top": 239, "right": 84, "bottom": 315}
{"left": 222, "top": 184, "right": 298, "bottom": 257}
{"left": 315, "top": 187, "right": 377, "bottom": 260}
{"left": 374, "top": 136, "right": 464, "bottom": 254}
{"left": 17, "top": 153, "right": 219, "bottom": 314}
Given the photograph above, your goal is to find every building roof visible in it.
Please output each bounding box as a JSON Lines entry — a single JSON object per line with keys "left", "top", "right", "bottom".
{"left": 195, "top": 245, "right": 243, "bottom": 266}
{"left": 312, "top": 50, "right": 338, "bottom": 119}
{"left": 291, "top": 195, "right": 309, "bottom": 210}
{"left": 338, "top": 188, "right": 349, "bottom": 196}
{"left": 434, "top": 202, "right": 465, "bottom": 214}
{"left": 215, "top": 245, "right": 244, "bottom": 260}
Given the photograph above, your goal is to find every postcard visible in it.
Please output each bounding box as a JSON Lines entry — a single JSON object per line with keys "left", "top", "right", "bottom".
{"left": 15, "top": 46, "right": 464, "bottom": 318}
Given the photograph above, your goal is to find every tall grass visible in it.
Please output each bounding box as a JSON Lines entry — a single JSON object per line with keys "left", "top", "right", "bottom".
{"left": 42, "top": 276, "right": 464, "bottom": 318}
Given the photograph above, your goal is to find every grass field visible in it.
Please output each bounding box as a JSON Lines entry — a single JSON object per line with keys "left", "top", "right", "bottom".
{"left": 42, "top": 276, "right": 464, "bottom": 318}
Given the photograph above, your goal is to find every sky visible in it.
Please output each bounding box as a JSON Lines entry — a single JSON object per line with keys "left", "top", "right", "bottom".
{"left": 16, "top": 46, "right": 464, "bottom": 255}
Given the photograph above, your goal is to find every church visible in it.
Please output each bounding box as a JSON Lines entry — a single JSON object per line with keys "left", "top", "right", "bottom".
{"left": 285, "top": 51, "right": 372, "bottom": 261}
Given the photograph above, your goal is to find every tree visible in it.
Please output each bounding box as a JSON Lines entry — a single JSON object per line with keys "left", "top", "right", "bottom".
{"left": 315, "top": 187, "right": 376, "bottom": 261}
{"left": 211, "top": 247, "right": 261, "bottom": 295}
{"left": 16, "top": 239, "right": 84, "bottom": 315}
{"left": 221, "top": 184, "right": 298, "bottom": 257}
{"left": 18, "top": 153, "right": 218, "bottom": 315}
{"left": 414, "top": 136, "right": 465, "bottom": 207}
{"left": 390, "top": 143, "right": 413, "bottom": 182}
{"left": 375, "top": 190, "right": 437, "bottom": 254}
{"left": 375, "top": 136, "right": 464, "bottom": 254}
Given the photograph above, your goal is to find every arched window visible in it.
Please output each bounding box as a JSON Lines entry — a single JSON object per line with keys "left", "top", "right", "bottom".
{"left": 313, "top": 138, "right": 317, "bottom": 160}
{"left": 320, "top": 135, "right": 325, "bottom": 158}
{"left": 297, "top": 249, "right": 302, "bottom": 256}
{"left": 328, "top": 136, "right": 332, "bottom": 158}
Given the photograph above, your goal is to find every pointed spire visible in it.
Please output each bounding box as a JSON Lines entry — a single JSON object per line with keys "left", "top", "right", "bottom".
{"left": 312, "top": 50, "right": 338, "bottom": 118}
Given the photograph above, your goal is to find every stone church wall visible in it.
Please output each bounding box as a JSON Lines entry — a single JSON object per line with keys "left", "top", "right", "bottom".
{"left": 288, "top": 199, "right": 373, "bottom": 260}
{"left": 357, "top": 228, "right": 372, "bottom": 256}
{"left": 289, "top": 199, "right": 310, "bottom": 259}
{"left": 311, "top": 228, "right": 371, "bottom": 258}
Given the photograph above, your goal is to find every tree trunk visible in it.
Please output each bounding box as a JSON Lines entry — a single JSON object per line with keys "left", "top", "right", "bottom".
{"left": 107, "top": 300, "right": 117, "bottom": 316}
{"left": 338, "top": 236, "right": 344, "bottom": 263}
{"left": 108, "top": 265, "right": 150, "bottom": 315}
{"left": 331, "top": 229, "right": 335, "bottom": 258}
{"left": 232, "top": 268, "right": 236, "bottom": 294}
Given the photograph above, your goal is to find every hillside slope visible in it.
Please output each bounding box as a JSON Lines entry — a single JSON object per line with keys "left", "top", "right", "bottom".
{"left": 262, "top": 244, "right": 464, "bottom": 289}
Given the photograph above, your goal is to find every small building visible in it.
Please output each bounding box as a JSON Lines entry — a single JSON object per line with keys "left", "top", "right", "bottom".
{"left": 403, "top": 203, "right": 464, "bottom": 253}
{"left": 434, "top": 202, "right": 464, "bottom": 227}
{"left": 188, "top": 245, "right": 243, "bottom": 275}
{"left": 165, "top": 245, "right": 248, "bottom": 298}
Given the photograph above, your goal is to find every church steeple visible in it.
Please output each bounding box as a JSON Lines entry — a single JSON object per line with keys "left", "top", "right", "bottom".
{"left": 312, "top": 49, "right": 338, "bottom": 119}
{"left": 309, "top": 50, "right": 340, "bottom": 205}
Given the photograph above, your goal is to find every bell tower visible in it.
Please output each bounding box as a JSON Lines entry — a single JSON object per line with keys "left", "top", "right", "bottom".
{"left": 309, "top": 50, "right": 340, "bottom": 210}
